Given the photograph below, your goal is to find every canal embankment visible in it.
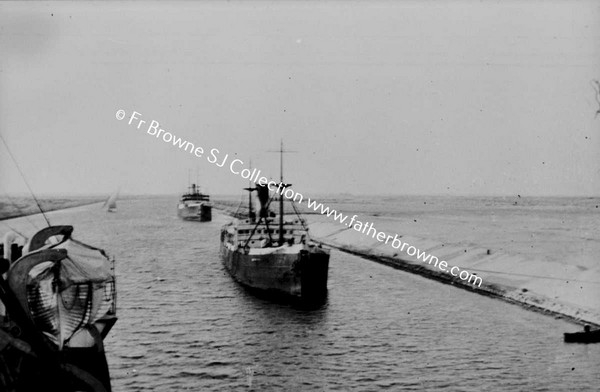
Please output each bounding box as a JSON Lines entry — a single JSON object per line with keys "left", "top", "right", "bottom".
{"left": 307, "top": 215, "right": 600, "bottom": 328}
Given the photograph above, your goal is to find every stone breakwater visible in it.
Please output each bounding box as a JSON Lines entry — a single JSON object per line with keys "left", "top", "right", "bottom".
{"left": 307, "top": 216, "right": 600, "bottom": 328}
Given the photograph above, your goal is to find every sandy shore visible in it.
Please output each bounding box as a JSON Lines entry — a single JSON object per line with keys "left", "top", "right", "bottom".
{"left": 306, "top": 205, "right": 600, "bottom": 327}
{"left": 0, "top": 196, "right": 104, "bottom": 221}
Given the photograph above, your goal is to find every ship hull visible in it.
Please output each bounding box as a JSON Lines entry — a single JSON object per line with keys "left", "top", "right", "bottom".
{"left": 220, "top": 241, "right": 329, "bottom": 301}
{"left": 177, "top": 203, "right": 212, "bottom": 222}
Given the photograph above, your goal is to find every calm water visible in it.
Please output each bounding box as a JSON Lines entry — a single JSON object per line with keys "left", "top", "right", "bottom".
{"left": 4, "top": 197, "right": 600, "bottom": 391}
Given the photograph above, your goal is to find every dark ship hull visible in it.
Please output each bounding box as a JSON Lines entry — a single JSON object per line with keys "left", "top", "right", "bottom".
{"left": 177, "top": 203, "right": 212, "bottom": 222}
{"left": 0, "top": 329, "right": 113, "bottom": 392}
{"left": 564, "top": 329, "right": 600, "bottom": 343}
{"left": 220, "top": 236, "right": 329, "bottom": 301}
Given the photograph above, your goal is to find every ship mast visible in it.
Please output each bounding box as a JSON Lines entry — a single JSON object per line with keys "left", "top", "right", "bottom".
{"left": 242, "top": 159, "right": 256, "bottom": 221}
{"left": 188, "top": 169, "right": 191, "bottom": 194}
{"left": 248, "top": 159, "right": 254, "bottom": 220}
{"left": 279, "top": 140, "right": 284, "bottom": 245}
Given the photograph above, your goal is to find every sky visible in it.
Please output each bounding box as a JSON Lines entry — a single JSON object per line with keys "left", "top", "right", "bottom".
{"left": 1, "top": 0, "right": 599, "bottom": 197}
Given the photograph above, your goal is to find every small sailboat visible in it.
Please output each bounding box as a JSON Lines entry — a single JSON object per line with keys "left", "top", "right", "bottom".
{"left": 103, "top": 190, "right": 118, "bottom": 212}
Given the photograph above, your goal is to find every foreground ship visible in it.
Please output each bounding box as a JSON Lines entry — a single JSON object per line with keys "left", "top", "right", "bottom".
{"left": 220, "top": 144, "right": 329, "bottom": 302}
{"left": 1, "top": 226, "right": 117, "bottom": 392}
{"left": 177, "top": 183, "right": 212, "bottom": 222}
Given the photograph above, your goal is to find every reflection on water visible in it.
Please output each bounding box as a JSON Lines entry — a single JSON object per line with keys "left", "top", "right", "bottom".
{"left": 4, "top": 197, "right": 600, "bottom": 391}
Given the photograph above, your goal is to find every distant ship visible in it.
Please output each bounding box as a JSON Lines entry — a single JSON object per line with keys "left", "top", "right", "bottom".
{"left": 220, "top": 143, "right": 330, "bottom": 302}
{"left": 177, "top": 183, "right": 212, "bottom": 222}
{"left": 103, "top": 190, "right": 118, "bottom": 212}
{"left": 1, "top": 226, "right": 117, "bottom": 391}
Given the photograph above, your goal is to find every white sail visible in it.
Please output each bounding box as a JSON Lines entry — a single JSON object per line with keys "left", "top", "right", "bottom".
{"left": 104, "top": 190, "right": 118, "bottom": 211}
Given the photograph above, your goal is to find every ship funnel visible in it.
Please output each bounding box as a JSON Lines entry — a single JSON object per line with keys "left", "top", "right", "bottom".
{"left": 256, "top": 184, "right": 270, "bottom": 218}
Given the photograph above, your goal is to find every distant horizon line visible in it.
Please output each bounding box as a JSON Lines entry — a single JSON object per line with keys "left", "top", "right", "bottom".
{"left": 1, "top": 192, "right": 598, "bottom": 199}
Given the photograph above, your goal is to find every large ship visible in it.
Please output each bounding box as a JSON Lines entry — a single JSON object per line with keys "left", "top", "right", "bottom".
{"left": 177, "top": 183, "right": 212, "bottom": 222}
{"left": 1, "top": 225, "right": 117, "bottom": 392}
{"left": 220, "top": 144, "right": 330, "bottom": 302}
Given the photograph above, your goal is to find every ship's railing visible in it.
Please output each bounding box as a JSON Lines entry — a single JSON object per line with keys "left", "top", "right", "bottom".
{"left": 181, "top": 194, "right": 210, "bottom": 202}
{"left": 108, "top": 255, "right": 117, "bottom": 316}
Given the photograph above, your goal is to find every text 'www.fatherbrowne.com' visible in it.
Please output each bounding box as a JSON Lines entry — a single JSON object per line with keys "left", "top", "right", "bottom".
{"left": 117, "top": 109, "right": 483, "bottom": 288}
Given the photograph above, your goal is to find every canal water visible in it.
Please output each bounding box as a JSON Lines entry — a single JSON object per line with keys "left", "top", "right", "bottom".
{"left": 4, "top": 197, "right": 599, "bottom": 391}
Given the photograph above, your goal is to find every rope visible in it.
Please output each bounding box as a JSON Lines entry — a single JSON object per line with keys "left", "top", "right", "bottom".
{"left": 1, "top": 190, "right": 40, "bottom": 232}
{"left": 0, "top": 221, "right": 28, "bottom": 241}
{"left": 0, "top": 132, "right": 51, "bottom": 227}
